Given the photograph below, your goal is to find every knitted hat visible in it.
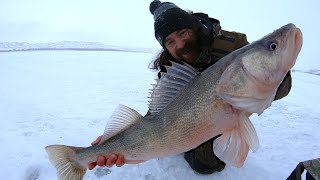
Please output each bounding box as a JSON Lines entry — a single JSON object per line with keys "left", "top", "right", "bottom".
{"left": 149, "top": 1, "right": 194, "bottom": 47}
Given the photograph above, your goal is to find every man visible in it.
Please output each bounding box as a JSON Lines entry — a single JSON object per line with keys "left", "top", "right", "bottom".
{"left": 89, "top": 0, "right": 292, "bottom": 174}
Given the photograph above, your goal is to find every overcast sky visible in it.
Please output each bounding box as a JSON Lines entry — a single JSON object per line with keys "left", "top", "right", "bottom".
{"left": 0, "top": 0, "right": 319, "bottom": 69}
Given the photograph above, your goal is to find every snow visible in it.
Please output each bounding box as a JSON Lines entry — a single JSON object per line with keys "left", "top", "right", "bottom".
{"left": 0, "top": 50, "right": 319, "bottom": 180}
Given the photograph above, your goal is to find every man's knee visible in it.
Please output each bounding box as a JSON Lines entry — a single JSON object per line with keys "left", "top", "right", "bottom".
{"left": 184, "top": 139, "right": 226, "bottom": 174}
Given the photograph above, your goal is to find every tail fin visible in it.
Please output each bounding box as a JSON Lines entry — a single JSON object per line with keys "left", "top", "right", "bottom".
{"left": 45, "top": 145, "right": 87, "bottom": 180}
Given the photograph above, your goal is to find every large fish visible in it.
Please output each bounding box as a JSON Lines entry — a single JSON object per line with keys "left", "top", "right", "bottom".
{"left": 46, "top": 23, "right": 303, "bottom": 180}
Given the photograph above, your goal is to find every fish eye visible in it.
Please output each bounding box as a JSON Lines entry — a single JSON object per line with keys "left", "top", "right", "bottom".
{"left": 269, "top": 42, "right": 278, "bottom": 50}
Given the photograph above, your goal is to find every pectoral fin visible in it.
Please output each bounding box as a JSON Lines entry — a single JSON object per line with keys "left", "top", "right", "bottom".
{"left": 212, "top": 113, "right": 259, "bottom": 167}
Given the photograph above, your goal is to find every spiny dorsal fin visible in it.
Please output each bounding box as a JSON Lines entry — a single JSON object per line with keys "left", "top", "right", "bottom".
{"left": 148, "top": 61, "right": 199, "bottom": 114}
{"left": 99, "top": 104, "right": 143, "bottom": 144}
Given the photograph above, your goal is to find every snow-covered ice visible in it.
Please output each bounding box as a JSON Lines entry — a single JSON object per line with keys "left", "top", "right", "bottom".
{"left": 0, "top": 50, "right": 319, "bottom": 180}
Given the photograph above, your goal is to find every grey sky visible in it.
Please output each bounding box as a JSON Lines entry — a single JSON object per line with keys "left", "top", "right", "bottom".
{"left": 0, "top": 0, "right": 319, "bottom": 69}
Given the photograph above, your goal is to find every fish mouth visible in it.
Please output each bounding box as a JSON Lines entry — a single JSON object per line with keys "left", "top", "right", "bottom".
{"left": 278, "top": 23, "right": 303, "bottom": 50}
{"left": 270, "top": 23, "right": 303, "bottom": 73}
{"left": 280, "top": 23, "right": 303, "bottom": 54}
{"left": 294, "top": 27, "right": 303, "bottom": 57}
{"left": 283, "top": 24, "right": 303, "bottom": 71}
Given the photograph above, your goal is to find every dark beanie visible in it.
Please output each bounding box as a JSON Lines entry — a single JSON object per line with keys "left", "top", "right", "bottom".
{"left": 150, "top": 0, "right": 194, "bottom": 47}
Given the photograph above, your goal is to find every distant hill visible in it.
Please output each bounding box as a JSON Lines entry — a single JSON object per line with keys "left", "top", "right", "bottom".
{"left": 0, "top": 41, "right": 159, "bottom": 54}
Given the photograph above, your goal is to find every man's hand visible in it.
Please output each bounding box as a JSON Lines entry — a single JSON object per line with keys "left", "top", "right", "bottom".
{"left": 88, "top": 135, "right": 125, "bottom": 170}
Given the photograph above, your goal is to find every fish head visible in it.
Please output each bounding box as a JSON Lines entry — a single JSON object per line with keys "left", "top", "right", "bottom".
{"left": 242, "top": 23, "right": 303, "bottom": 86}
{"left": 216, "top": 23, "right": 303, "bottom": 114}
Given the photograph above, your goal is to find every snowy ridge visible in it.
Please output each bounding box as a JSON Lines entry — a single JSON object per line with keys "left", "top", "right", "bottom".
{"left": 292, "top": 69, "right": 320, "bottom": 76}
{"left": 0, "top": 41, "right": 159, "bottom": 54}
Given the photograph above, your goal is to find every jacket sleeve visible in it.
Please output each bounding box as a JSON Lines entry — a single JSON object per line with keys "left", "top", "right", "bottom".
{"left": 234, "top": 33, "right": 249, "bottom": 49}
{"left": 274, "top": 71, "right": 292, "bottom": 100}
{"left": 144, "top": 110, "right": 152, "bottom": 117}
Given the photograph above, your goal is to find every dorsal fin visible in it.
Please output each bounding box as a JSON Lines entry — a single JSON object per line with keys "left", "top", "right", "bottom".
{"left": 99, "top": 104, "right": 143, "bottom": 144}
{"left": 148, "top": 61, "right": 199, "bottom": 114}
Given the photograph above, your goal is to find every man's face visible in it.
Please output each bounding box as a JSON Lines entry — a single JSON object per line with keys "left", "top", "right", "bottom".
{"left": 164, "top": 28, "right": 200, "bottom": 64}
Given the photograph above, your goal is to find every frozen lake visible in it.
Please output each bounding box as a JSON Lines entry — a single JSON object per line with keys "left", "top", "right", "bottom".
{"left": 0, "top": 51, "right": 319, "bottom": 180}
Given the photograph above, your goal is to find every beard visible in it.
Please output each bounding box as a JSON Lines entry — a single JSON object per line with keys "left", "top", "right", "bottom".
{"left": 175, "top": 38, "right": 201, "bottom": 63}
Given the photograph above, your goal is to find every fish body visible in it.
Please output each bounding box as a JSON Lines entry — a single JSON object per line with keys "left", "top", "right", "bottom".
{"left": 46, "top": 23, "right": 303, "bottom": 180}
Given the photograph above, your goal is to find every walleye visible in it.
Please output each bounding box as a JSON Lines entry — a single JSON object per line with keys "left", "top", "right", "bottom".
{"left": 46, "top": 23, "right": 303, "bottom": 180}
